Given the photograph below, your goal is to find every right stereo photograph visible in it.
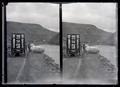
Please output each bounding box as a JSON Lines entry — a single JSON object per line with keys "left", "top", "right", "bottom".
{"left": 62, "top": 3, "right": 117, "bottom": 84}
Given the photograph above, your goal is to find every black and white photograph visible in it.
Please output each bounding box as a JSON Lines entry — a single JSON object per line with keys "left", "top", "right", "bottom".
{"left": 62, "top": 3, "right": 117, "bottom": 84}
{"left": 2, "top": 2, "right": 118, "bottom": 85}
{"left": 6, "top": 3, "right": 60, "bottom": 84}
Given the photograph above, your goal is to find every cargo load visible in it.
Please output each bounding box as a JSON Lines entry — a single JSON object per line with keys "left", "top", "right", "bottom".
{"left": 11, "top": 33, "right": 25, "bottom": 56}
{"left": 66, "top": 34, "right": 80, "bottom": 57}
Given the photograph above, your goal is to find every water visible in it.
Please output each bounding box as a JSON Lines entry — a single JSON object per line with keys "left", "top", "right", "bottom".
{"left": 39, "top": 44, "right": 60, "bottom": 65}
{"left": 34, "top": 44, "right": 117, "bottom": 67}
{"left": 95, "top": 45, "right": 117, "bottom": 67}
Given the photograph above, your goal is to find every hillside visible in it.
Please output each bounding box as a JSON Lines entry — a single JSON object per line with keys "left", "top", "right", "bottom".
{"left": 62, "top": 22, "right": 116, "bottom": 46}
{"left": 7, "top": 21, "right": 116, "bottom": 46}
{"left": 48, "top": 33, "right": 59, "bottom": 45}
{"left": 7, "top": 21, "right": 58, "bottom": 45}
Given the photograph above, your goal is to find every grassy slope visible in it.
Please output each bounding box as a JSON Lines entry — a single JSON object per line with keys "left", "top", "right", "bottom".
{"left": 62, "top": 22, "right": 115, "bottom": 45}
{"left": 48, "top": 33, "right": 59, "bottom": 45}
{"left": 7, "top": 21, "right": 116, "bottom": 46}
{"left": 7, "top": 21, "right": 58, "bottom": 45}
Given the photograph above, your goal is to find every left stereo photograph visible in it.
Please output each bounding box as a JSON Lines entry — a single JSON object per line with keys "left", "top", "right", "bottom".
{"left": 4, "top": 2, "right": 60, "bottom": 84}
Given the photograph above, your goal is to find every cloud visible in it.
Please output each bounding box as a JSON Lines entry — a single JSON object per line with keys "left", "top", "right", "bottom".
{"left": 7, "top": 3, "right": 59, "bottom": 32}
{"left": 62, "top": 3, "right": 117, "bottom": 32}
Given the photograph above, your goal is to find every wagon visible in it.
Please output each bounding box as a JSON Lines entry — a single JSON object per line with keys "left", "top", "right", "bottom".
{"left": 11, "top": 33, "right": 25, "bottom": 56}
{"left": 66, "top": 34, "right": 81, "bottom": 57}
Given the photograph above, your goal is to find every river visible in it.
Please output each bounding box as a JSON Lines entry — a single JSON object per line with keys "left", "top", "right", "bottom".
{"left": 39, "top": 44, "right": 60, "bottom": 65}
{"left": 95, "top": 45, "right": 117, "bottom": 67}
{"left": 35, "top": 44, "right": 117, "bottom": 68}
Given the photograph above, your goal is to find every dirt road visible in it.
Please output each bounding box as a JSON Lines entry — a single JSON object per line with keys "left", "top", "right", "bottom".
{"left": 63, "top": 57, "right": 82, "bottom": 79}
{"left": 63, "top": 53, "right": 117, "bottom": 84}
{"left": 7, "top": 50, "right": 117, "bottom": 84}
{"left": 7, "top": 51, "right": 60, "bottom": 83}
{"left": 7, "top": 57, "right": 26, "bottom": 82}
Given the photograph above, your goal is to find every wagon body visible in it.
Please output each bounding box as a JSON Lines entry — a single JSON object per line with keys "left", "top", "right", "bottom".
{"left": 66, "top": 34, "right": 80, "bottom": 57}
{"left": 11, "top": 33, "right": 25, "bottom": 56}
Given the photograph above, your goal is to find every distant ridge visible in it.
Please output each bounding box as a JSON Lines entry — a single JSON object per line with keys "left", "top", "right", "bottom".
{"left": 7, "top": 21, "right": 58, "bottom": 45}
{"left": 49, "top": 34, "right": 59, "bottom": 45}
{"left": 7, "top": 21, "right": 116, "bottom": 46}
{"left": 62, "top": 22, "right": 116, "bottom": 45}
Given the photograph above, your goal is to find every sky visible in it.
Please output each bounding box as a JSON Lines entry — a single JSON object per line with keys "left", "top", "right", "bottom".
{"left": 7, "top": 3, "right": 117, "bottom": 33}
{"left": 7, "top": 3, "right": 59, "bottom": 32}
{"left": 63, "top": 3, "right": 117, "bottom": 33}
